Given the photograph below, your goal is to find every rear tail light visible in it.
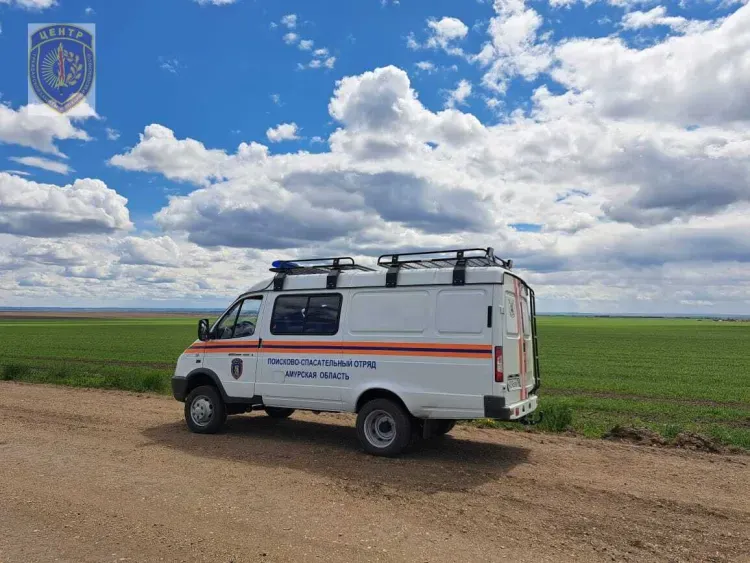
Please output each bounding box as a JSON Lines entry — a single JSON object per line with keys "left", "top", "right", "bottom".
{"left": 494, "top": 346, "right": 504, "bottom": 382}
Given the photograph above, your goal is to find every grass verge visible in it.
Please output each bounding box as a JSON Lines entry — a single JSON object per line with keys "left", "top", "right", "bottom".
{"left": 1, "top": 361, "right": 169, "bottom": 393}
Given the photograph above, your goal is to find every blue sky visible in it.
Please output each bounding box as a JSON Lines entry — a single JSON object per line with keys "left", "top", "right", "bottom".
{"left": 1, "top": 0, "right": 749, "bottom": 313}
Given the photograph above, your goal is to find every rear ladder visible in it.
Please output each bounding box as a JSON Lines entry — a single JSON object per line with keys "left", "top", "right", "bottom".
{"left": 529, "top": 287, "right": 541, "bottom": 394}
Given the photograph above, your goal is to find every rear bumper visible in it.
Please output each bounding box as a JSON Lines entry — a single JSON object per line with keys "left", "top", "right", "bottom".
{"left": 172, "top": 377, "right": 188, "bottom": 402}
{"left": 484, "top": 394, "right": 538, "bottom": 421}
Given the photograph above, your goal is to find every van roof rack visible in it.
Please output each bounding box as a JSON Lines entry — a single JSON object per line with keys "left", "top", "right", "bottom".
{"left": 377, "top": 247, "right": 511, "bottom": 270}
{"left": 270, "top": 257, "right": 375, "bottom": 290}
{"left": 377, "top": 247, "right": 511, "bottom": 287}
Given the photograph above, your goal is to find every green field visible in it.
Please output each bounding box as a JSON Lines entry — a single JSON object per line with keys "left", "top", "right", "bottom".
{"left": 1, "top": 316, "right": 749, "bottom": 449}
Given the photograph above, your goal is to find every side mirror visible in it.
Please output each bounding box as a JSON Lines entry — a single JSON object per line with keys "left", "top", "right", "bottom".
{"left": 198, "top": 319, "right": 210, "bottom": 341}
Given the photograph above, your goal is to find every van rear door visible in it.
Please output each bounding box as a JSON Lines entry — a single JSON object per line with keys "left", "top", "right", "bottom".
{"left": 493, "top": 274, "right": 536, "bottom": 403}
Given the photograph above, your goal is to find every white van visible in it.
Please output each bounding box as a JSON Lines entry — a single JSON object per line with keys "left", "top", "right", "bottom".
{"left": 172, "top": 248, "right": 540, "bottom": 456}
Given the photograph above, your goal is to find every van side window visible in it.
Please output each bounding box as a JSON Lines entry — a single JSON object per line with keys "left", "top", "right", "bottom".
{"left": 214, "top": 301, "right": 242, "bottom": 340}
{"left": 520, "top": 300, "right": 530, "bottom": 337}
{"left": 505, "top": 292, "right": 519, "bottom": 336}
{"left": 234, "top": 297, "right": 262, "bottom": 338}
{"left": 271, "top": 294, "right": 342, "bottom": 336}
{"left": 213, "top": 297, "right": 262, "bottom": 339}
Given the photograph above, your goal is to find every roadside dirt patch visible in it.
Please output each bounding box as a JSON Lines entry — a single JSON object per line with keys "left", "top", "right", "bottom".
{"left": 603, "top": 424, "right": 667, "bottom": 446}
{"left": 603, "top": 425, "right": 732, "bottom": 454}
{"left": 673, "top": 431, "right": 725, "bottom": 453}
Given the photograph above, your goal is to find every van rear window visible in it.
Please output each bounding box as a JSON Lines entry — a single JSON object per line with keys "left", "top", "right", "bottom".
{"left": 271, "top": 293, "right": 342, "bottom": 336}
{"left": 520, "top": 300, "right": 531, "bottom": 337}
{"left": 505, "top": 292, "right": 519, "bottom": 336}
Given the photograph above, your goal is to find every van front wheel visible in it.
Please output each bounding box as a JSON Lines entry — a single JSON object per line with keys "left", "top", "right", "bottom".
{"left": 185, "top": 385, "right": 227, "bottom": 434}
{"left": 356, "top": 398, "right": 412, "bottom": 457}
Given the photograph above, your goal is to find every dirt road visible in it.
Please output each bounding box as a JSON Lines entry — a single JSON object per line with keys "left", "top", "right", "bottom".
{"left": 1, "top": 382, "right": 748, "bottom": 563}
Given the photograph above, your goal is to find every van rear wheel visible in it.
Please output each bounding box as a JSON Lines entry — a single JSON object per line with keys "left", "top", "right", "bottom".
{"left": 264, "top": 407, "right": 295, "bottom": 419}
{"left": 185, "top": 385, "right": 227, "bottom": 434}
{"left": 356, "top": 398, "right": 412, "bottom": 457}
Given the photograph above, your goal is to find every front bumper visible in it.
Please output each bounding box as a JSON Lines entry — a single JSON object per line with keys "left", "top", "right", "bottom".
{"left": 484, "top": 394, "right": 538, "bottom": 421}
{"left": 172, "top": 377, "right": 188, "bottom": 402}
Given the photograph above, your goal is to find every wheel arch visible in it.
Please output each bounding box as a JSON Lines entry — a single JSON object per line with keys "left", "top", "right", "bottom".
{"left": 355, "top": 387, "right": 412, "bottom": 416}
{"left": 182, "top": 368, "right": 262, "bottom": 406}
{"left": 183, "top": 369, "right": 230, "bottom": 402}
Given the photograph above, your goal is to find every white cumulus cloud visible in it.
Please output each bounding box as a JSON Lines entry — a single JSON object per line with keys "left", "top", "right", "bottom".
{"left": 281, "top": 14, "right": 297, "bottom": 28}
{"left": 409, "top": 16, "right": 469, "bottom": 56}
{"left": 621, "top": 6, "right": 717, "bottom": 35}
{"left": 445, "top": 79, "right": 472, "bottom": 108}
{"left": 298, "top": 39, "right": 314, "bottom": 50}
{"left": 8, "top": 156, "right": 72, "bottom": 175}
{"left": 0, "top": 104, "right": 90, "bottom": 156}
{"left": 193, "top": 0, "right": 238, "bottom": 5}
{"left": 427, "top": 16, "right": 469, "bottom": 49}
{"left": 118, "top": 236, "right": 182, "bottom": 267}
{"left": 109, "top": 123, "right": 269, "bottom": 185}
{"left": 266, "top": 123, "right": 301, "bottom": 143}
{"left": 474, "top": 0, "right": 552, "bottom": 92}
{"left": 415, "top": 61, "right": 436, "bottom": 73}
{"left": 553, "top": 4, "right": 750, "bottom": 126}
{"left": 0, "top": 0, "right": 56, "bottom": 9}
{"left": 0, "top": 173, "right": 132, "bottom": 237}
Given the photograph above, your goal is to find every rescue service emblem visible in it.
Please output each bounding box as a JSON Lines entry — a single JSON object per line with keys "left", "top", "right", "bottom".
{"left": 29, "top": 24, "right": 95, "bottom": 113}
{"left": 231, "top": 358, "right": 243, "bottom": 380}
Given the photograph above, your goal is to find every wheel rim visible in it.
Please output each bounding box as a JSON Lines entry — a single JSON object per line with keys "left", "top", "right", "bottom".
{"left": 363, "top": 409, "right": 396, "bottom": 448}
{"left": 190, "top": 395, "right": 214, "bottom": 427}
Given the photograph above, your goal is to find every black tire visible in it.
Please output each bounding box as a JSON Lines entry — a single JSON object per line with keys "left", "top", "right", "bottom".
{"left": 356, "top": 398, "right": 412, "bottom": 457}
{"left": 264, "top": 407, "right": 295, "bottom": 419}
{"left": 435, "top": 420, "right": 456, "bottom": 435}
{"left": 184, "top": 385, "right": 227, "bottom": 434}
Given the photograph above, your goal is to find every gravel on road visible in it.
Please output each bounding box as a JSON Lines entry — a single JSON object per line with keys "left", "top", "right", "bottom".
{"left": 1, "top": 382, "right": 748, "bottom": 563}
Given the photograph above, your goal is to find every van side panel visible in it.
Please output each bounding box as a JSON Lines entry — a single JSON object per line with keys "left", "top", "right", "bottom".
{"left": 341, "top": 286, "right": 494, "bottom": 419}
